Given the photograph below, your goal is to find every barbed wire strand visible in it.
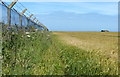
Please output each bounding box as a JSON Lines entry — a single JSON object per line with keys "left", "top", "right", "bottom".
{"left": 1, "top": 0, "right": 40, "bottom": 24}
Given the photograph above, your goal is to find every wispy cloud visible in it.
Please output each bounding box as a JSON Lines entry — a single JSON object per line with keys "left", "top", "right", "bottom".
{"left": 77, "top": 2, "right": 118, "bottom": 15}
{"left": 23, "top": 2, "right": 118, "bottom": 16}
{"left": 37, "top": 11, "right": 118, "bottom": 31}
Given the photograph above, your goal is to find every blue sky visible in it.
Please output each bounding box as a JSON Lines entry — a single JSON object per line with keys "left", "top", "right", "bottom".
{"left": 18, "top": 2, "right": 118, "bottom": 31}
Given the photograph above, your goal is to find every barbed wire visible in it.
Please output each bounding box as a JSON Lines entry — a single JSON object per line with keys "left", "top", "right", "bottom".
{"left": 16, "top": 1, "right": 38, "bottom": 20}
{"left": 0, "top": 0, "right": 45, "bottom": 27}
{"left": 2, "top": 0, "right": 40, "bottom": 24}
{"left": 0, "top": 0, "right": 9, "bottom": 6}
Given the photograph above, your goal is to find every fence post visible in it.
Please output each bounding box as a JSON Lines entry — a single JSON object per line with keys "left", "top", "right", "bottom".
{"left": 19, "top": 9, "right": 27, "bottom": 30}
{"left": 7, "top": 8, "right": 11, "bottom": 27}
{"left": 7, "top": 0, "right": 18, "bottom": 27}
{"left": 19, "top": 14, "right": 22, "bottom": 29}
{"left": 27, "top": 14, "right": 33, "bottom": 31}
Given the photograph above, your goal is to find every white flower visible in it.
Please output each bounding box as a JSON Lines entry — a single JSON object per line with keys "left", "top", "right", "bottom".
{"left": 26, "top": 32, "right": 30, "bottom": 34}
{"left": 47, "top": 35, "right": 50, "bottom": 37}
{"left": 12, "top": 32, "right": 15, "bottom": 35}
{"left": 46, "top": 38, "right": 49, "bottom": 40}
{"left": 0, "top": 56, "right": 3, "bottom": 60}
{"left": 35, "top": 29, "right": 38, "bottom": 31}
{"left": 27, "top": 35, "right": 31, "bottom": 38}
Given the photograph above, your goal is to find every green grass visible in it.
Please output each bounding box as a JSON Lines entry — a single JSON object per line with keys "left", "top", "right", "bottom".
{"left": 2, "top": 30, "right": 118, "bottom": 75}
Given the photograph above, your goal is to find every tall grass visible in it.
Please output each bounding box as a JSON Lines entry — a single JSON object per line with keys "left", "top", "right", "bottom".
{"left": 41, "top": 34, "right": 118, "bottom": 75}
{"left": 2, "top": 24, "right": 51, "bottom": 75}
{"left": 2, "top": 26, "right": 118, "bottom": 75}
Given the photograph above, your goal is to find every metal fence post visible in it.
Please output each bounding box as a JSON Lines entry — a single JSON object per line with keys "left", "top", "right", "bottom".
{"left": 7, "top": 0, "right": 18, "bottom": 28}
{"left": 20, "top": 9, "right": 27, "bottom": 30}
{"left": 27, "top": 14, "right": 33, "bottom": 31}
{"left": 7, "top": 8, "right": 11, "bottom": 27}
{"left": 19, "top": 15, "right": 22, "bottom": 27}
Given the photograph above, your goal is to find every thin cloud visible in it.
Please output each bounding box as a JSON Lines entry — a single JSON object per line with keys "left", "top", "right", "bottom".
{"left": 26, "top": 2, "right": 117, "bottom": 16}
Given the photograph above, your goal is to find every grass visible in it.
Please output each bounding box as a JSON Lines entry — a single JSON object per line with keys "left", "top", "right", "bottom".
{"left": 52, "top": 31, "right": 118, "bottom": 75}
{"left": 2, "top": 29, "right": 118, "bottom": 75}
{"left": 52, "top": 31, "right": 118, "bottom": 59}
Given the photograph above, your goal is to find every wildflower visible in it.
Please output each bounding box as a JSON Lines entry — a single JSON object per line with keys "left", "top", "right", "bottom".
{"left": 0, "top": 56, "right": 3, "bottom": 60}
{"left": 12, "top": 32, "right": 15, "bottom": 35}
{"left": 47, "top": 35, "right": 50, "bottom": 37}
{"left": 27, "top": 35, "right": 31, "bottom": 38}
{"left": 35, "top": 29, "right": 38, "bottom": 32}
{"left": 46, "top": 38, "right": 49, "bottom": 40}
{"left": 26, "top": 32, "right": 30, "bottom": 35}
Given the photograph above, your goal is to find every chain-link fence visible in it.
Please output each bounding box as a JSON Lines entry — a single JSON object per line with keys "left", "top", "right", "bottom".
{"left": 1, "top": 1, "right": 49, "bottom": 75}
{"left": 1, "top": 1, "right": 47, "bottom": 31}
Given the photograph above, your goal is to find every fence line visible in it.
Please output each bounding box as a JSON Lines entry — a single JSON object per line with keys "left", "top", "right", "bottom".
{"left": 1, "top": 0, "right": 48, "bottom": 31}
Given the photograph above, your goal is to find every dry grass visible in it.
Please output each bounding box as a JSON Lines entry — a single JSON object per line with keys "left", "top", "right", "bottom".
{"left": 52, "top": 31, "right": 118, "bottom": 74}
{"left": 53, "top": 31, "right": 118, "bottom": 59}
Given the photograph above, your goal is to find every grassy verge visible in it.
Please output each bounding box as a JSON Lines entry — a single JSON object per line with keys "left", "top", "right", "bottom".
{"left": 2, "top": 28, "right": 52, "bottom": 75}
{"left": 2, "top": 30, "right": 118, "bottom": 75}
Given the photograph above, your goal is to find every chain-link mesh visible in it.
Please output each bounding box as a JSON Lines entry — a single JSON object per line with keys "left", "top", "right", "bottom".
{"left": 1, "top": 1, "right": 45, "bottom": 31}
{"left": 22, "top": 15, "right": 28, "bottom": 27}
{"left": 1, "top": 1, "right": 48, "bottom": 75}
{"left": 2, "top": 4, "right": 7, "bottom": 25}
{"left": 11, "top": 9, "right": 20, "bottom": 27}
